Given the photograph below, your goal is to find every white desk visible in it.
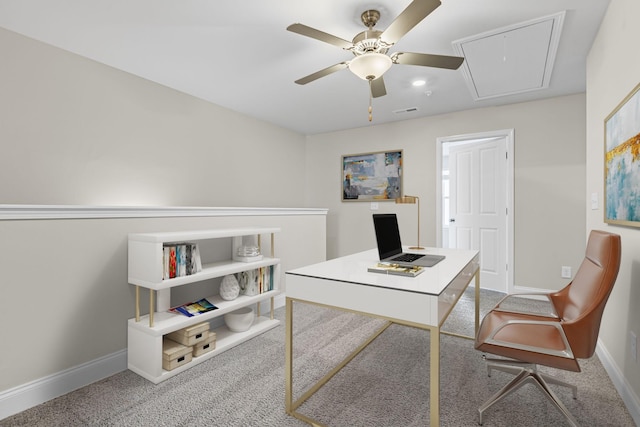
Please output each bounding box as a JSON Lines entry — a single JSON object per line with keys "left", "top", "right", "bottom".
{"left": 284, "top": 247, "right": 480, "bottom": 426}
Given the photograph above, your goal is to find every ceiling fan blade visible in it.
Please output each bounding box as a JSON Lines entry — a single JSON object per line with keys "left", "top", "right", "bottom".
{"left": 381, "top": 0, "right": 441, "bottom": 44}
{"left": 294, "top": 62, "right": 349, "bottom": 85}
{"left": 371, "top": 76, "right": 387, "bottom": 98}
{"left": 287, "top": 23, "right": 353, "bottom": 49}
{"left": 392, "top": 52, "right": 464, "bottom": 70}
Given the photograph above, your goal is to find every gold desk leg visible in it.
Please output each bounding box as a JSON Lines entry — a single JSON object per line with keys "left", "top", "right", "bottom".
{"left": 285, "top": 298, "right": 294, "bottom": 414}
{"left": 475, "top": 270, "right": 480, "bottom": 336}
{"left": 270, "top": 297, "right": 274, "bottom": 320}
{"left": 149, "top": 289, "right": 154, "bottom": 327}
{"left": 430, "top": 326, "right": 441, "bottom": 427}
{"left": 135, "top": 286, "right": 140, "bottom": 322}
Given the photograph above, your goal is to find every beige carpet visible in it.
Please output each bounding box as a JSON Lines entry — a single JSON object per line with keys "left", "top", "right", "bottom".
{"left": 1, "top": 288, "right": 635, "bottom": 426}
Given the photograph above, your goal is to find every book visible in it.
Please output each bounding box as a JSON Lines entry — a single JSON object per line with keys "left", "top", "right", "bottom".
{"left": 270, "top": 265, "right": 274, "bottom": 291}
{"left": 193, "top": 243, "right": 202, "bottom": 272}
{"left": 367, "top": 263, "right": 424, "bottom": 277}
{"left": 163, "top": 246, "right": 170, "bottom": 279}
{"left": 167, "top": 245, "right": 177, "bottom": 279}
{"left": 188, "top": 243, "right": 200, "bottom": 274}
{"left": 169, "top": 298, "right": 218, "bottom": 317}
{"left": 177, "top": 244, "right": 187, "bottom": 277}
{"left": 185, "top": 244, "right": 193, "bottom": 276}
{"left": 264, "top": 266, "right": 274, "bottom": 292}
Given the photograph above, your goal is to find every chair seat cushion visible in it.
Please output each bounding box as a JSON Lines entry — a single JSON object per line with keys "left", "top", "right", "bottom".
{"left": 475, "top": 310, "right": 581, "bottom": 372}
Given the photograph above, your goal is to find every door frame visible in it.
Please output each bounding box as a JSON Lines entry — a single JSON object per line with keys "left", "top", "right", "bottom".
{"left": 436, "top": 129, "right": 515, "bottom": 293}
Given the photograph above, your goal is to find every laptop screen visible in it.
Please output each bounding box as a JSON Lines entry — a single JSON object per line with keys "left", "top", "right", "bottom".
{"left": 372, "top": 213, "right": 403, "bottom": 259}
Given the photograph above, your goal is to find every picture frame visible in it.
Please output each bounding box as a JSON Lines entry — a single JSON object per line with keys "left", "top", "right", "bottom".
{"left": 604, "top": 82, "right": 640, "bottom": 227}
{"left": 342, "top": 150, "right": 403, "bottom": 201}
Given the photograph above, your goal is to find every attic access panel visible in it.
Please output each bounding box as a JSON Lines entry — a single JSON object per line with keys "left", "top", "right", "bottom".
{"left": 453, "top": 11, "right": 565, "bottom": 100}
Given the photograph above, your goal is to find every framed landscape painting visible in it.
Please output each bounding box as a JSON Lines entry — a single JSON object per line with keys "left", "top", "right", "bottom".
{"left": 605, "top": 82, "right": 640, "bottom": 227}
{"left": 342, "top": 150, "right": 402, "bottom": 201}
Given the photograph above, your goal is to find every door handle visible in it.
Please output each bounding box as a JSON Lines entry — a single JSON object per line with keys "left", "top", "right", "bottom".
{"left": 450, "top": 218, "right": 456, "bottom": 223}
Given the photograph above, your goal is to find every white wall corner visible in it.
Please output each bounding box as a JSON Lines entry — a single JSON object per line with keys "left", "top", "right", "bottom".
{"left": 0, "top": 350, "right": 126, "bottom": 421}
{"left": 596, "top": 339, "right": 640, "bottom": 425}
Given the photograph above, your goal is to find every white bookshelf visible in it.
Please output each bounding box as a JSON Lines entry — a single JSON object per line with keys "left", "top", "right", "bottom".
{"left": 127, "top": 227, "right": 281, "bottom": 383}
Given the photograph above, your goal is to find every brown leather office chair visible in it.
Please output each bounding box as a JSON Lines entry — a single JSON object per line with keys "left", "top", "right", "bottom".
{"left": 475, "top": 230, "right": 621, "bottom": 426}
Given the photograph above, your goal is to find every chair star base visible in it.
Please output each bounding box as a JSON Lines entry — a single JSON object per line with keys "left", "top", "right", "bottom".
{"left": 478, "top": 357, "right": 579, "bottom": 427}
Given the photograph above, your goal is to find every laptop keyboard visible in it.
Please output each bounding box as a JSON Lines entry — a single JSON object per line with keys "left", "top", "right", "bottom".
{"left": 390, "top": 253, "right": 424, "bottom": 262}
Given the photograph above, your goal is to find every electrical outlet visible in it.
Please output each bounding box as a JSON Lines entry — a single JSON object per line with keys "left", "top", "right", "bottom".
{"left": 561, "top": 266, "right": 572, "bottom": 279}
{"left": 631, "top": 331, "right": 637, "bottom": 362}
{"left": 370, "top": 202, "right": 379, "bottom": 211}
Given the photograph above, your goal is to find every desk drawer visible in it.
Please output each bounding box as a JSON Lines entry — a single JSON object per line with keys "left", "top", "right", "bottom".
{"left": 437, "top": 253, "right": 479, "bottom": 325}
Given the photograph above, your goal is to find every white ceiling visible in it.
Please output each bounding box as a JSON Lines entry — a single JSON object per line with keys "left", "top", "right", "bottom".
{"left": 0, "top": 0, "right": 610, "bottom": 135}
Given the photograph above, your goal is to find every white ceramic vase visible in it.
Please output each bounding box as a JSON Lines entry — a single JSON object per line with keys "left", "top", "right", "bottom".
{"left": 237, "top": 269, "right": 259, "bottom": 296}
{"left": 220, "top": 275, "right": 240, "bottom": 301}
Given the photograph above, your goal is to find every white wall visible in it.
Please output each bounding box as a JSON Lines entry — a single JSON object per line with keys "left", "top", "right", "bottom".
{"left": 0, "top": 27, "right": 328, "bottom": 416}
{"left": 0, "top": 27, "right": 305, "bottom": 207}
{"left": 305, "top": 94, "right": 587, "bottom": 291}
{"left": 586, "top": 0, "right": 640, "bottom": 415}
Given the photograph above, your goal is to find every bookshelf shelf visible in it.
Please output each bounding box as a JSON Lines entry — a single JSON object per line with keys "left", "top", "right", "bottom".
{"left": 127, "top": 227, "right": 281, "bottom": 384}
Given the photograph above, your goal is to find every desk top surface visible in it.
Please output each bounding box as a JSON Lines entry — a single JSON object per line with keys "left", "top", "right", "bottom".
{"left": 286, "top": 247, "right": 478, "bottom": 296}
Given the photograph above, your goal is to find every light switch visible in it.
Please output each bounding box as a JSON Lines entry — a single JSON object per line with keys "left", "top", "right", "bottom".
{"left": 591, "top": 193, "right": 598, "bottom": 210}
{"left": 370, "top": 202, "right": 379, "bottom": 210}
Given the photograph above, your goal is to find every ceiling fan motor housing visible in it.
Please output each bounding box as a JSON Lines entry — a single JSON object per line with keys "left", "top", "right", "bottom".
{"left": 351, "top": 30, "right": 389, "bottom": 56}
{"left": 351, "top": 10, "right": 392, "bottom": 57}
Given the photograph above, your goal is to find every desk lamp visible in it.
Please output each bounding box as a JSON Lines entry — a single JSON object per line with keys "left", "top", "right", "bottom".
{"left": 395, "top": 195, "right": 424, "bottom": 250}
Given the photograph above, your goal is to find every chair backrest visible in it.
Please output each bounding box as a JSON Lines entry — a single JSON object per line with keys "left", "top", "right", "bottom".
{"left": 550, "top": 230, "right": 621, "bottom": 359}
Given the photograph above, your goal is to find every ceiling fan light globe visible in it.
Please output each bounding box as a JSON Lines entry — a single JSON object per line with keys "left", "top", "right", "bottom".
{"left": 349, "top": 53, "right": 392, "bottom": 80}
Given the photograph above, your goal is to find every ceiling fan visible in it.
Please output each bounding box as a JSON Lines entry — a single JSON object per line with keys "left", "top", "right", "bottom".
{"left": 287, "top": 0, "right": 464, "bottom": 104}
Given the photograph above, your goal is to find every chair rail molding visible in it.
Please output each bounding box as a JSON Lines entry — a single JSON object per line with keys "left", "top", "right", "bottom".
{"left": 0, "top": 205, "right": 328, "bottom": 220}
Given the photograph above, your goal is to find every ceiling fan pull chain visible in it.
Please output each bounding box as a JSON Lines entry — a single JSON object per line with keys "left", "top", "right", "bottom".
{"left": 368, "top": 78, "right": 373, "bottom": 121}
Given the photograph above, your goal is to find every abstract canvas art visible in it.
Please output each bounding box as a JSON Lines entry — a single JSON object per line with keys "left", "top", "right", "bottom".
{"left": 605, "top": 82, "right": 640, "bottom": 227}
{"left": 342, "top": 150, "right": 402, "bottom": 201}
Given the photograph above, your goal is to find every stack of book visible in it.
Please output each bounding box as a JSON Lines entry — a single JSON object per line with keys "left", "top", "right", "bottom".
{"left": 162, "top": 242, "right": 202, "bottom": 280}
{"left": 367, "top": 262, "right": 424, "bottom": 277}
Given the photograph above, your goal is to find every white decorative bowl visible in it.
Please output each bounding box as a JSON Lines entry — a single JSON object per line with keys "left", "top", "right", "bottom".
{"left": 224, "top": 307, "right": 254, "bottom": 332}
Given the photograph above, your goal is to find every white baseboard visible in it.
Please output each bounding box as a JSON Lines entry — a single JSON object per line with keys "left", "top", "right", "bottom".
{"left": 0, "top": 349, "right": 127, "bottom": 421}
{"left": 596, "top": 340, "right": 640, "bottom": 426}
{"left": 0, "top": 297, "right": 287, "bottom": 421}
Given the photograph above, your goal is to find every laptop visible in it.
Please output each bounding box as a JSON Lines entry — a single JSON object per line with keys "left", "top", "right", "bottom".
{"left": 372, "top": 213, "right": 445, "bottom": 267}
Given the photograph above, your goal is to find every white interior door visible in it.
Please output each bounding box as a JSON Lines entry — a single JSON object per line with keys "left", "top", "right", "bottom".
{"left": 448, "top": 137, "right": 508, "bottom": 292}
